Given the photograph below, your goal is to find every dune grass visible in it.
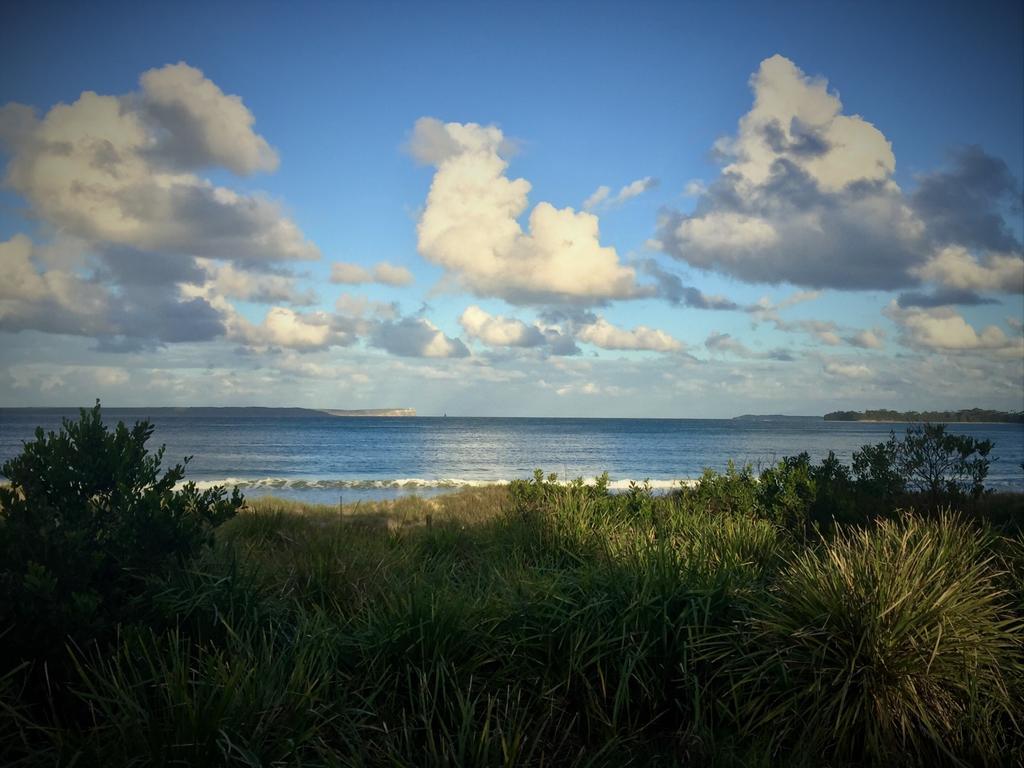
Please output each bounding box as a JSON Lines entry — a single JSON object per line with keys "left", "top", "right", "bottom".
{"left": 4, "top": 476, "right": 1022, "bottom": 767}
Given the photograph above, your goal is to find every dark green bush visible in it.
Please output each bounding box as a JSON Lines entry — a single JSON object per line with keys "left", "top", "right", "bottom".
{"left": 690, "top": 461, "right": 760, "bottom": 517}
{"left": 0, "top": 402, "right": 243, "bottom": 667}
{"left": 853, "top": 423, "right": 994, "bottom": 512}
{"left": 807, "top": 450, "right": 858, "bottom": 523}
{"left": 755, "top": 453, "right": 817, "bottom": 530}
{"left": 896, "top": 423, "right": 993, "bottom": 503}
{"left": 753, "top": 451, "right": 860, "bottom": 532}
{"left": 622, "top": 479, "right": 656, "bottom": 524}
{"left": 686, "top": 453, "right": 857, "bottom": 533}
{"left": 682, "top": 426, "right": 998, "bottom": 531}
{"left": 508, "top": 468, "right": 561, "bottom": 516}
{"left": 852, "top": 435, "right": 905, "bottom": 504}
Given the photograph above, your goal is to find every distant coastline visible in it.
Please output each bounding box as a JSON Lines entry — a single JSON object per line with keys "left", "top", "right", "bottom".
{"left": 731, "top": 414, "right": 821, "bottom": 422}
{"left": 823, "top": 408, "right": 1023, "bottom": 424}
{"left": 0, "top": 406, "right": 416, "bottom": 418}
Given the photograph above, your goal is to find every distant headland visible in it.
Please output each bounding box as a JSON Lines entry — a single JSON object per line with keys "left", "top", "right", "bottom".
{"left": 823, "top": 408, "right": 1023, "bottom": 423}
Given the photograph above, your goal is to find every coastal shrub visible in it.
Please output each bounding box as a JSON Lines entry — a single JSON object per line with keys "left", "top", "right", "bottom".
{"left": 853, "top": 423, "right": 994, "bottom": 512}
{"left": 689, "top": 461, "right": 760, "bottom": 517}
{"left": 719, "top": 512, "right": 1024, "bottom": 765}
{"left": 895, "top": 422, "right": 993, "bottom": 504}
{"left": 508, "top": 468, "right": 561, "bottom": 516}
{"left": 687, "top": 453, "right": 858, "bottom": 532}
{"left": 851, "top": 436, "right": 905, "bottom": 507}
{"left": 3, "top": 415, "right": 1021, "bottom": 768}
{"left": 622, "top": 479, "right": 657, "bottom": 524}
{"left": 709, "top": 426, "right": 999, "bottom": 530}
{"left": 754, "top": 452, "right": 861, "bottom": 531}
{"left": 805, "top": 450, "right": 858, "bottom": 524}
{"left": 971, "top": 491, "right": 1024, "bottom": 536}
{"left": 0, "top": 402, "right": 243, "bottom": 668}
{"left": 754, "top": 453, "right": 817, "bottom": 530}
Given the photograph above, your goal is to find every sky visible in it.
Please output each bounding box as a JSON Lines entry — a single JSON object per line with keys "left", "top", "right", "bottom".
{"left": 0, "top": 0, "right": 1022, "bottom": 417}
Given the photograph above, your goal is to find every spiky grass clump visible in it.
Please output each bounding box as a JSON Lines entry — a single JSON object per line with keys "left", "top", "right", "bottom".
{"left": 668, "top": 508, "right": 789, "bottom": 590}
{"left": 63, "top": 621, "right": 346, "bottom": 767}
{"left": 721, "top": 512, "right": 1023, "bottom": 765}
{"left": 0, "top": 664, "right": 37, "bottom": 767}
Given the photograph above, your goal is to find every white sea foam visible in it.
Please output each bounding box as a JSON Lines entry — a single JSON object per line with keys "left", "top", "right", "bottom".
{"left": 182, "top": 476, "right": 699, "bottom": 492}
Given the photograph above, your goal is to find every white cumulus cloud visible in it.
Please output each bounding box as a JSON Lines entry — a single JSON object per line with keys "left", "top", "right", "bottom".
{"left": 911, "top": 246, "right": 1024, "bottom": 293}
{"left": 0, "top": 234, "right": 112, "bottom": 335}
{"left": 655, "top": 55, "right": 927, "bottom": 289}
{"left": 459, "top": 305, "right": 544, "bottom": 347}
{"left": 577, "top": 316, "right": 683, "bottom": 353}
{"left": 139, "top": 62, "right": 279, "bottom": 175}
{"left": 719, "top": 55, "right": 894, "bottom": 192}
{"left": 845, "top": 328, "right": 885, "bottom": 349}
{"left": 195, "top": 259, "right": 316, "bottom": 305}
{"left": 230, "top": 307, "right": 354, "bottom": 352}
{"left": 884, "top": 301, "right": 1016, "bottom": 353}
{"left": 330, "top": 261, "right": 414, "bottom": 287}
{"left": 0, "top": 63, "right": 317, "bottom": 264}
{"left": 411, "top": 117, "right": 641, "bottom": 305}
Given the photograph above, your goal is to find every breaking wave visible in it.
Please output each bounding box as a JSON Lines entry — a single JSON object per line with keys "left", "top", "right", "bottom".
{"left": 184, "top": 476, "right": 696, "bottom": 492}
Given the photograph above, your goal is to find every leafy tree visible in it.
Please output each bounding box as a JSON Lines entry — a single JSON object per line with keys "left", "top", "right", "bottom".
{"left": 894, "top": 423, "right": 993, "bottom": 505}
{"left": 852, "top": 423, "right": 994, "bottom": 512}
{"left": 852, "top": 438, "right": 905, "bottom": 505}
{"left": 0, "top": 402, "right": 242, "bottom": 666}
{"left": 807, "top": 451, "right": 857, "bottom": 525}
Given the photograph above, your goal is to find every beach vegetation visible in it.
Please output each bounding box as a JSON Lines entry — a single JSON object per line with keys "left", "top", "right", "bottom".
{"left": 0, "top": 402, "right": 243, "bottom": 672}
{"left": 0, "top": 406, "right": 1021, "bottom": 766}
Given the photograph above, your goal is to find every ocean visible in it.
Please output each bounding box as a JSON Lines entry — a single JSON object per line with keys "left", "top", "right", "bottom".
{"left": 1, "top": 409, "right": 1022, "bottom": 503}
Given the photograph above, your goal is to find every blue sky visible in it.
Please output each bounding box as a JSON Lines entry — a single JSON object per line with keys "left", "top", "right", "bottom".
{"left": 0, "top": 1, "right": 1021, "bottom": 416}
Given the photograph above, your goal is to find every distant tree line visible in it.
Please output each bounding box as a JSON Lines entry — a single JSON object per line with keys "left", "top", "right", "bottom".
{"left": 824, "top": 408, "right": 1024, "bottom": 423}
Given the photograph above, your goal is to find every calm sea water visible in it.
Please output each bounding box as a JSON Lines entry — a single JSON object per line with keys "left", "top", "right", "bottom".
{"left": 2, "top": 410, "right": 1022, "bottom": 502}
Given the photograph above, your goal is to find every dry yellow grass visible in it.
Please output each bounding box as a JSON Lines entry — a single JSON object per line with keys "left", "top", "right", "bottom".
{"left": 242, "top": 485, "right": 511, "bottom": 532}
